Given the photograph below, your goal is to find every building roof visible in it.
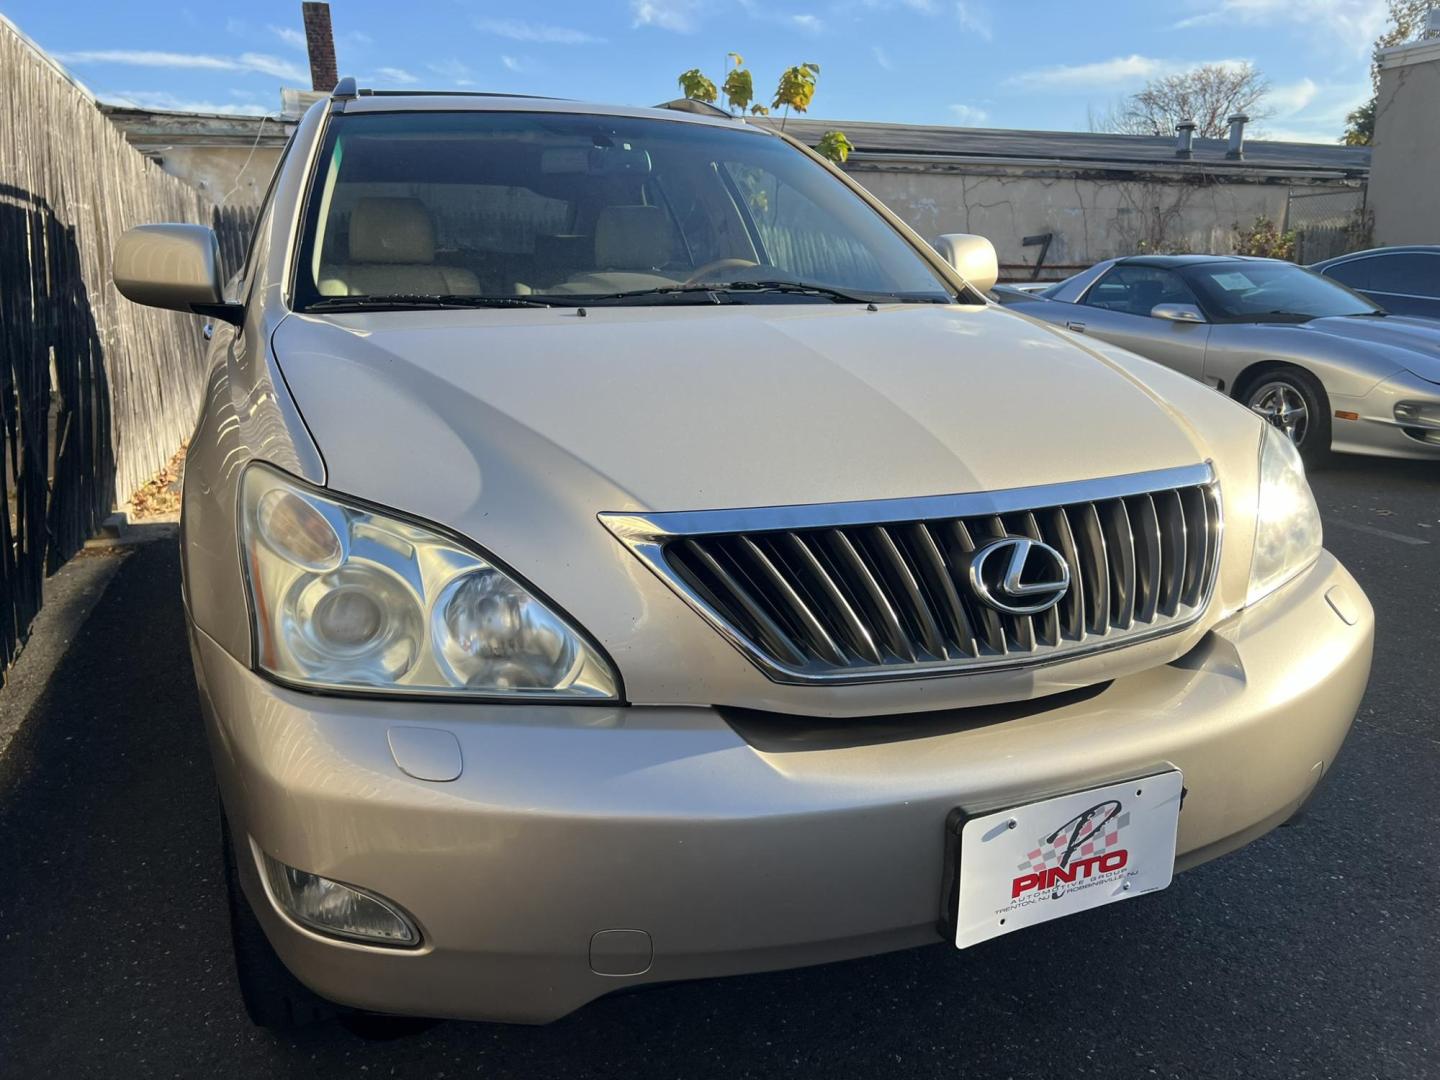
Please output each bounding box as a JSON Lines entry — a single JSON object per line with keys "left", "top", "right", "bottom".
{"left": 99, "top": 104, "right": 292, "bottom": 149}
{"left": 762, "top": 117, "right": 1370, "bottom": 178}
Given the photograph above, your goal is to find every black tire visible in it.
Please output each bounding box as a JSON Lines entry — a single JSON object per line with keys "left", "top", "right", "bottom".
{"left": 221, "top": 819, "right": 343, "bottom": 1030}
{"left": 1239, "top": 366, "right": 1332, "bottom": 468}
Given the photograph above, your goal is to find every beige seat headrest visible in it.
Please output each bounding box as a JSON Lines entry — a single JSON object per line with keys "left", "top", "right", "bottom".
{"left": 348, "top": 197, "right": 436, "bottom": 264}
{"left": 594, "top": 206, "right": 673, "bottom": 271}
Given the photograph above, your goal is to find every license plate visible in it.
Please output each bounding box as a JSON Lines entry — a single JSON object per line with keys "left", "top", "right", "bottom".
{"left": 953, "top": 771, "right": 1183, "bottom": 948}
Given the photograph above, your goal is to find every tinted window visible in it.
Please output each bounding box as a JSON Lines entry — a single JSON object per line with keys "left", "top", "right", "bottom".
{"left": 1182, "top": 262, "right": 1378, "bottom": 321}
{"left": 1328, "top": 253, "right": 1440, "bottom": 298}
{"left": 1083, "top": 266, "right": 1197, "bottom": 316}
{"left": 293, "top": 111, "right": 952, "bottom": 308}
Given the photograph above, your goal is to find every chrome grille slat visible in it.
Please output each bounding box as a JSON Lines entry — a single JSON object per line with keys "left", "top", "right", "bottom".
{"left": 1156, "top": 489, "right": 1186, "bottom": 617}
{"left": 1044, "top": 506, "right": 1086, "bottom": 642}
{"left": 826, "top": 530, "right": 914, "bottom": 662}
{"left": 1130, "top": 495, "right": 1163, "bottom": 624}
{"left": 943, "top": 519, "right": 1008, "bottom": 655}
{"left": 736, "top": 536, "right": 848, "bottom": 666}
{"left": 774, "top": 533, "right": 883, "bottom": 664}
{"left": 906, "top": 523, "right": 978, "bottom": 658}
{"left": 600, "top": 464, "right": 1222, "bottom": 685}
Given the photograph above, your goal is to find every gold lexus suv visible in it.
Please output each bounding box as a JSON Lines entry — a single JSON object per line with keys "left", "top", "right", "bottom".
{"left": 112, "top": 82, "right": 1373, "bottom": 1028}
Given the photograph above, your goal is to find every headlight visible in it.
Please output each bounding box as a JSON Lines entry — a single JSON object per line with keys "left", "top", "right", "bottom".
{"left": 1247, "top": 424, "right": 1323, "bottom": 605}
{"left": 240, "top": 464, "right": 619, "bottom": 699}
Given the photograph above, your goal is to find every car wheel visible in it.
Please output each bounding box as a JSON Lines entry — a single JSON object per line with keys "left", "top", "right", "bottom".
{"left": 1242, "top": 368, "right": 1331, "bottom": 466}
{"left": 222, "top": 816, "right": 342, "bottom": 1030}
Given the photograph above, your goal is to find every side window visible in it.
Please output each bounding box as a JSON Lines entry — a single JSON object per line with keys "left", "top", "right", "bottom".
{"left": 720, "top": 160, "right": 886, "bottom": 288}
{"left": 1354, "top": 253, "right": 1440, "bottom": 298}
{"left": 237, "top": 136, "right": 295, "bottom": 302}
{"left": 1083, "top": 266, "right": 1197, "bottom": 317}
{"left": 1322, "top": 257, "right": 1376, "bottom": 292}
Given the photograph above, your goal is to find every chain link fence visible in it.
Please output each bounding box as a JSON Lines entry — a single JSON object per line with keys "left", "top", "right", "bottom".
{"left": 1285, "top": 187, "right": 1371, "bottom": 264}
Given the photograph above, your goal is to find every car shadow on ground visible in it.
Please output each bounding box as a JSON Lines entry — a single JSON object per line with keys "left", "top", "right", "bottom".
{"left": 0, "top": 538, "right": 1433, "bottom": 1080}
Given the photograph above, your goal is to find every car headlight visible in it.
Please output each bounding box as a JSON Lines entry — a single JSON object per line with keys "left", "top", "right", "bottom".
{"left": 1247, "top": 424, "right": 1323, "bottom": 606}
{"left": 239, "top": 464, "right": 619, "bottom": 700}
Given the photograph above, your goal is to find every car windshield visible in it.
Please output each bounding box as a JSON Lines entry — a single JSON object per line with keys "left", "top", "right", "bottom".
{"left": 292, "top": 110, "right": 956, "bottom": 310}
{"left": 1182, "top": 262, "right": 1381, "bottom": 322}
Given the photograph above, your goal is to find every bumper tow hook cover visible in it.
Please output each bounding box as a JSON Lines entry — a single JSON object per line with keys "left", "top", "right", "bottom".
{"left": 589, "top": 929, "right": 653, "bottom": 977}
{"left": 387, "top": 726, "right": 463, "bottom": 782}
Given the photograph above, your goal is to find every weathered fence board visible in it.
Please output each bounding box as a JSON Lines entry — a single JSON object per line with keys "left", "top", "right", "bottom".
{"left": 1, "top": 15, "right": 257, "bottom": 682}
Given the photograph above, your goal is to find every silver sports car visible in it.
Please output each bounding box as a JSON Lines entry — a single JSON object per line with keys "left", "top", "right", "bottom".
{"left": 997, "top": 255, "right": 1440, "bottom": 463}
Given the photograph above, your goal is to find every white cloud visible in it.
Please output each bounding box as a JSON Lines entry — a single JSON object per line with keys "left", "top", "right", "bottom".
{"left": 269, "top": 25, "right": 306, "bottom": 50}
{"left": 100, "top": 90, "right": 269, "bottom": 115}
{"left": 500, "top": 55, "right": 530, "bottom": 72}
{"left": 631, "top": 0, "right": 704, "bottom": 32}
{"left": 53, "top": 49, "right": 308, "bottom": 82}
{"left": 1173, "top": 0, "right": 1387, "bottom": 56}
{"left": 474, "top": 17, "right": 602, "bottom": 43}
{"left": 374, "top": 66, "right": 419, "bottom": 85}
{"left": 1268, "top": 77, "right": 1319, "bottom": 116}
{"left": 427, "top": 59, "right": 475, "bottom": 86}
{"left": 736, "top": 0, "right": 824, "bottom": 34}
{"left": 872, "top": 45, "right": 892, "bottom": 69}
{"left": 948, "top": 103, "right": 989, "bottom": 124}
{"left": 856, "top": 0, "right": 939, "bottom": 11}
{"left": 955, "top": 1, "right": 992, "bottom": 40}
{"left": 1008, "top": 54, "right": 1249, "bottom": 91}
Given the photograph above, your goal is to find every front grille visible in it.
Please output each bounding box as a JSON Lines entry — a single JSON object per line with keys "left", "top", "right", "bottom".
{"left": 600, "top": 464, "right": 1221, "bottom": 684}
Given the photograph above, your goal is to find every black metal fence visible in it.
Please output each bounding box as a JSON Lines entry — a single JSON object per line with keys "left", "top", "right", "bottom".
{"left": 1, "top": 16, "right": 259, "bottom": 685}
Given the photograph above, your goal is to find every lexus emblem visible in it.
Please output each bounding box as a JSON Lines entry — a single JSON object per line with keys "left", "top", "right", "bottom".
{"left": 968, "top": 537, "right": 1071, "bottom": 615}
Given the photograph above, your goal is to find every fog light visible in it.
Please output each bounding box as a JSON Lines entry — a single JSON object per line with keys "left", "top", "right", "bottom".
{"left": 262, "top": 853, "right": 419, "bottom": 946}
{"left": 1394, "top": 401, "right": 1440, "bottom": 429}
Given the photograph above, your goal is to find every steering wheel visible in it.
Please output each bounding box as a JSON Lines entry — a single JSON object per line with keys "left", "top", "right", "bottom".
{"left": 682, "top": 258, "right": 759, "bottom": 286}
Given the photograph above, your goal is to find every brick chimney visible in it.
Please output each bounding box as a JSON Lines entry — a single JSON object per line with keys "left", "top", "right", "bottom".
{"left": 302, "top": 2, "right": 338, "bottom": 92}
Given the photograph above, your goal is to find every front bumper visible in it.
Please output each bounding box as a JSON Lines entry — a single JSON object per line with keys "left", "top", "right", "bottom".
{"left": 193, "top": 551, "right": 1372, "bottom": 1024}
{"left": 1332, "top": 369, "right": 1440, "bottom": 459}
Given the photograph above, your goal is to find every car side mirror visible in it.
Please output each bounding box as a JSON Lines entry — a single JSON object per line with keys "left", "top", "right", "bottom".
{"left": 113, "top": 224, "right": 243, "bottom": 325}
{"left": 932, "top": 233, "right": 998, "bottom": 294}
{"left": 1150, "top": 303, "right": 1206, "bottom": 324}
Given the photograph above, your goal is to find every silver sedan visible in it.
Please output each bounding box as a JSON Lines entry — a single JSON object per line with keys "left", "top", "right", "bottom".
{"left": 997, "top": 254, "right": 1440, "bottom": 463}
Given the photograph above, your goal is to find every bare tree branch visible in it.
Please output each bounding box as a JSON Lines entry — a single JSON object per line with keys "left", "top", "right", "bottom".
{"left": 1092, "top": 63, "right": 1269, "bottom": 140}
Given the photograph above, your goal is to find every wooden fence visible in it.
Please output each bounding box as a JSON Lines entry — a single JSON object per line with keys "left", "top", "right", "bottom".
{"left": 1, "top": 15, "right": 256, "bottom": 683}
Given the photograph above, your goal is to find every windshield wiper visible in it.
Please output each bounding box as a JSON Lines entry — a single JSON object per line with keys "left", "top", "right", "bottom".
{"left": 305, "top": 294, "right": 553, "bottom": 312}
{"left": 538, "top": 280, "right": 949, "bottom": 306}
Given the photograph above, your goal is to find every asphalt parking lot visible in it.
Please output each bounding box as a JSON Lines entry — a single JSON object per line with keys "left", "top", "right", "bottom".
{"left": 0, "top": 455, "right": 1435, "bottom": 1080}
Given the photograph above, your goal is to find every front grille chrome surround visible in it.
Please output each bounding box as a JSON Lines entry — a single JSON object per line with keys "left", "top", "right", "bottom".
{"left": 600, "top": 464, "right": 1222, "bottom": 685}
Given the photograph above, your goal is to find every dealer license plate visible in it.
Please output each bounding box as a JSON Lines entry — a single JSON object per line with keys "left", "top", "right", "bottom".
{"left": 954, "top": 771, "right": 1184, "bottom": 949}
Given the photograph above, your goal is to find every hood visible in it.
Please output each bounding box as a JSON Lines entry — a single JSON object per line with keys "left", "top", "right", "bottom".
{"left": 271, "top": 302, "right": 1214, "bottom": 516}
{"left": 267, "top": 302, "right": 1263, "bottom": 715}
{"left": 1300, "top": 314, "right": 1440, "bottom": 382}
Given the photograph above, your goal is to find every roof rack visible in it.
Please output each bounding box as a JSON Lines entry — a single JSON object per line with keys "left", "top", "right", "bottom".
{"left": 655, "top": 98, "right": 736, "bottom": 119}
{"left": 332, "top": 75, "right": 358, "bottom": 100}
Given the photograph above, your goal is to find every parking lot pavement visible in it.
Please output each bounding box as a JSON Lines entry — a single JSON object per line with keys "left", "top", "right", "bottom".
{"left": 0, "top": 458, "right": 1435, "bottom": 1080}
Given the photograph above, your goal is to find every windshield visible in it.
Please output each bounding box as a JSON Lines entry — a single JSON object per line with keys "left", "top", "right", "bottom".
{"left": 1181, "top": 262, "right": 1381, "bottom": 322}
{"left": 292, "top": 110, "right": 955, "bottom": 310}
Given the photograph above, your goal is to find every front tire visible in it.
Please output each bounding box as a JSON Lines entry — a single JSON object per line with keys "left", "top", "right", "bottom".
{"left": 222, "top": 818, "right": 341, "bottom": 1030}
{"left": 1240, "top": 367, "right": 1332, "bottom": 467}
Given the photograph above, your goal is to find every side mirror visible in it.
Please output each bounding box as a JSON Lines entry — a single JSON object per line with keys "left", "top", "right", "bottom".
{"left": 113, "top": 224, "right": 243, "bottom": 325}
{"left": 1151, "top": 303, "right": 1206, "bottom": 324}
{"left": 932, "top": 233, "right": 998, "bottom": 295}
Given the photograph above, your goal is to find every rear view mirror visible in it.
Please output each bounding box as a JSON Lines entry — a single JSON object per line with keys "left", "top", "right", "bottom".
{"left": 932, "top": 233, "right": 998, "bottom": 294}
{"left": 1151, "top": 303, "right": 1206, "bottom": 324}
{"left": 113, "top": 224, "right": 242, "bottom": 325}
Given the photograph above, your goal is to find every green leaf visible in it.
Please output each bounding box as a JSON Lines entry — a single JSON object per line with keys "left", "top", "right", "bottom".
{"left": 772, "top": 63, "right": 820, "bottom": 113}
{"left": 677, "top": 68, "right": 718, "bottom": 103}
{"left": 816, "top": 130, "right": 854, "bottom": 165}
{"left": 723, "top": 67, "right": 754, "bottom": 113}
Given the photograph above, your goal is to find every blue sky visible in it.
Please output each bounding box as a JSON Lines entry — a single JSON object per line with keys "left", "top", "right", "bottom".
{"left": 4, "top": 0, "right": 1390, "bottom": 142}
